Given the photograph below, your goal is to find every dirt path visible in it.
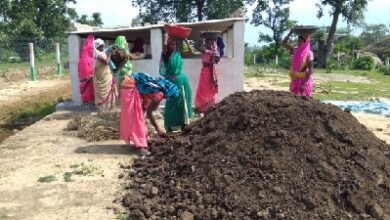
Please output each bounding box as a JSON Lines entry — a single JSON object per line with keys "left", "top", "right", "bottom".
{"left": 0, "top": 75, "right": 389, "bottom": 219}
{"left": 0, "top": 111, "right": 133, "bottom": 219}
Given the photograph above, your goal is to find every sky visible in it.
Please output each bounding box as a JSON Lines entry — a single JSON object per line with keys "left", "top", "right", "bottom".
{"left": 69, "top": 0, "right": 390, "bottom": 46}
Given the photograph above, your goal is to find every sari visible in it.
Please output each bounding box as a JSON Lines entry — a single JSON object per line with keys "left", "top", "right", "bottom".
{"left": 289, "top": 38, "right": 313, "bottom": 97}
{"left": 93, "top": 54, "right": 116, "bottom": 111}
{"left": 78, "top": 35, "right": 95, "bottom": 104}
{"left": 110, "top": 36, "right": 134, "bottom": 90}
{"left": 120, "top": 76, "right": 148, "bottom": 148}
{"left": 195, "top": 43, "right": 220, "bottom": 113}
{"left": 160, "top": 51, "right": 193, "bottom": 130}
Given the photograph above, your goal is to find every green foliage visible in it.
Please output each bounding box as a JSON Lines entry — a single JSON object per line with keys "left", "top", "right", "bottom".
{"left": 245, "top": 43, "right": 290, "bottom": 69}
{"left": 133, "top": 0, "right": 245, "bottom": 22}
{"left": 77, "top": 13, "right": 103, "bottom": 27}
{"left": 250, "top": 0, "right": 294, "bottom": 57}
{"left": 9, "top": 100, "right": 56, "bottom": 124}
{"left": 378, "top": 65, "right": 390, "bottom": 75}
{"left": 38, "top": 175, "right": 57, "bottom": 183}
{"left": 326, "top": 57, "right": 351, "bottom": 73}
{"left": 352, "top": 56, "right": 375, "bottom": 70}
{"left": 315, "top": 0, "right": 369, "bottom": 67}
{"left": 360, "top": 24, "right": 389, "bottom": 45}
{"left": 63, "top": 172, "right": 74, "bottom": 182}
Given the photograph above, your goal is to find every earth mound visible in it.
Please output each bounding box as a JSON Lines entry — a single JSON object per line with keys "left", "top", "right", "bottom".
{"left": 122, "top": 90, "right": 390, "bottom": 220}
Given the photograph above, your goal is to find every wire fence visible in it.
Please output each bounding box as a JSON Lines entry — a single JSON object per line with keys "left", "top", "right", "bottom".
{"left": 0, "top": 37, "right": 69, "bottom": 81}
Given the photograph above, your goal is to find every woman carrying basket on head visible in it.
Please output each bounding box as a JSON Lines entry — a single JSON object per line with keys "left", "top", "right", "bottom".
{"left": 193, "top": 32, "right": 221, "bottom": 113}
{"left": 282, "top": 28, "right": 314, "bottom": 97}
{"left": 159, "top": 28, "right": 193, "bottom": 132}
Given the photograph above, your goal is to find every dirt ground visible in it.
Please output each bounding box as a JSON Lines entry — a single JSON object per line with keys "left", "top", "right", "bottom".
{"left": 0, "top": 75, "right": 389, "bottom": 219}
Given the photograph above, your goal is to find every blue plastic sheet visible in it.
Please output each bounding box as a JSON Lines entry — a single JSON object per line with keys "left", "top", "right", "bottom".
{"left": 322, "top": 100, "right": 390, "bottom": 116}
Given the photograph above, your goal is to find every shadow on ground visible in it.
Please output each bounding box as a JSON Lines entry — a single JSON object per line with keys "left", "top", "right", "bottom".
{"left": 75, "top": 144, "right": 137, "bottom": 155}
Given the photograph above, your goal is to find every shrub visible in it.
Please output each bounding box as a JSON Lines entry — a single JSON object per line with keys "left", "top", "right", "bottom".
{"left": 352, "top": 56, "right": 375, "bottom": 70}
{"left": 378, "top": 66, "right": 390, "bottom": 75}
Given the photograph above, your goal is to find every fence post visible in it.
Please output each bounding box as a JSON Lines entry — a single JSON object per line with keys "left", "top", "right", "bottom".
{"left": 29, "top": 43, "right": 37, "bottom": 81}
{"left": 386, "top": 57, "right": 389, "bottom": 66}
{"left": 55, "top": 43, "right": 62, "bottom": 76}
{"left": 253, "top": 54, "right": 256, "bottom": 65}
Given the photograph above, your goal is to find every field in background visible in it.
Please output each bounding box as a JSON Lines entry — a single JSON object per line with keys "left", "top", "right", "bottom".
{"left": 244, "top": 65, "right": 390, "bottom": 101}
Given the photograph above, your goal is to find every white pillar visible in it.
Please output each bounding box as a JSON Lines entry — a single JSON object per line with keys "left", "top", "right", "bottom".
{"left": 68, "top": 34, "right": 82, "bottom": 105}
{"left": 233, "top": 19, "right": 245, "bottom": 91}
{"left": 29, "top": 43, "right": 37, "bottom": 81}
{"left": 275, "top": 54, "right": 279, "bottom": 65}
{"left": 386, "top": 57, "right": 389, "bottom": 66}
{"left": 55, "top": 43, "right": 62, "bottom": 76}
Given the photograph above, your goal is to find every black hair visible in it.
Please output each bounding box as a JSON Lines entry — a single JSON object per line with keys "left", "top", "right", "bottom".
{"left": 298, "top": 36, "right": 306, "bottom": 42}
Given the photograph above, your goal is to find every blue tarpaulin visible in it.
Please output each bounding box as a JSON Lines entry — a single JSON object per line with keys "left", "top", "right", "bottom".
{"left": 322, "top": 100, "right": 390, "bottom": 117}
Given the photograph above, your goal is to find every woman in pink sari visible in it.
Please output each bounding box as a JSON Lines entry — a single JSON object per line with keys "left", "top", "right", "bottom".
{"left": 120, "top": 75, "right": 150, "bottom": 155}
{"left": 78, "top": 35, "right": 95, "bottom": 104}
{"left": 282, "top": 30, "right": 314, "bottom": 97}
{"left": 193, "top": 38, "right": 220, "bottom": 113}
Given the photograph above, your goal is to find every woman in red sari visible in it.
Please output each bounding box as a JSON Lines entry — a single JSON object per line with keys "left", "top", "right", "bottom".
{"left": 78, "top": 35, "right": 95, "bottom": 104}
{"left": 193, "top": 38, "right": 220, "bottom": 113}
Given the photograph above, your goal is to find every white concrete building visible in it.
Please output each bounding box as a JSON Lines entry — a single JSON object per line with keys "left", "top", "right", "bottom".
{"left": 67, "top": 18, "right": 245, "bottom": 106}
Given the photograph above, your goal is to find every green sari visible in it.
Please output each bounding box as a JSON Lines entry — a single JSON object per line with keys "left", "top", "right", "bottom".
{"left": 160, "top": 51, "right": 193, "bottom": 130}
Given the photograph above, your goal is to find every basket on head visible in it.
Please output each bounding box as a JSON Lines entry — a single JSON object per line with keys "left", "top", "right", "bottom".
{"left": 110, "top": 46, "right": 129, "bottom": 70}
{"left": 292, "top": 25, "right": 319, "bottom": 36}
{"left": 165, "top": 24, "right": 192, "bottom": 39}
{"left": 201, "top": 31, "right": 221, "bottom": 40}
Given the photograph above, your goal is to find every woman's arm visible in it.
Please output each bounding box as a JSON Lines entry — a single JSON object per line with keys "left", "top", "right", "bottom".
{"left": 182, "top": 38, "right": 201, "bottom": 56}
{"left": 128, "top": 53, "right": 146, "bottom": 60}
{"left": 96, "top": 51, "right": 110, "bottom": 65}
{"left": 146, "top": 100, "right": 166, "bottom": 137}
{"left": 282, "top": 29, "right": 294, "bottom": 54}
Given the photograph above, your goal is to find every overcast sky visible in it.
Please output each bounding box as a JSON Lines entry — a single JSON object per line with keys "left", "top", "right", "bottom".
{"left": 69, "top": 0, "right": 390, "bottom": 46}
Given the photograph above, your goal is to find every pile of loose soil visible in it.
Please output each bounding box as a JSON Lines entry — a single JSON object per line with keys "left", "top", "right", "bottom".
{"left": 122, "top": 90, "right": 390, "bottom": 220}
{"left": 67, "top": 111, "right": 120, "bottom": 141}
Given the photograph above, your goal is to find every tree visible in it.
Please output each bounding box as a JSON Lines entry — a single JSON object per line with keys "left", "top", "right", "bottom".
{"left": 360, "top": 24, "right": 389, "bottom": 45}
{"left": 315, "top": 0, "right": 369, "bottom": 68}
{"left": 132, "top": 0, "right": 246, "bottom": 23}
{"left": 77, "top": 13, "right": 104, "bottom": 27}
{"left": 249, "top": 0, "right": 295, "bottom": 64}
{"left": 7, "top": 0, "right": 77, "bottom": 39}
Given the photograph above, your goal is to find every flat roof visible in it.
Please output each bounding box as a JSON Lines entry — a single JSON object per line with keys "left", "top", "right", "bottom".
{"left": 68, "top": 18, "right": 245, "bottom": 42}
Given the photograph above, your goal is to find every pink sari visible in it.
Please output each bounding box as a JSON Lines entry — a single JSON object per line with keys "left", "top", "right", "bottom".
{"left": 78, "top": 35, "right": 95, "bottom": 104}
{"left": 289, "top": 38, "right": 313, "bottom": 97}
{"left": 120, "top": 84, "right": 148, "bottom": 148}
{"left": 195, "top": 48, "right": 219, "bottom": 113}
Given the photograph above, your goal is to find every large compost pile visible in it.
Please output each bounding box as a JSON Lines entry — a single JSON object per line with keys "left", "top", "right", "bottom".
{"left": 122, "top": 90, "right": 390, "bottom": 220}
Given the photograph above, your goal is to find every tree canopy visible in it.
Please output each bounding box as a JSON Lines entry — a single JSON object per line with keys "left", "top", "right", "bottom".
{"left": 315, "top": 0, "right": 369, "bottom": 67}
{"left": 250, "top": 0, "right": 295, "bottom": 59}
{"left": 132, "top": 0, "right": 246, "bottom": 23}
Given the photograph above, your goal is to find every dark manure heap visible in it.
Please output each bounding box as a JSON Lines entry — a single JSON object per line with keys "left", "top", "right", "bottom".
{"left": 122, "top": 90, "right": 390, "bottom": 220}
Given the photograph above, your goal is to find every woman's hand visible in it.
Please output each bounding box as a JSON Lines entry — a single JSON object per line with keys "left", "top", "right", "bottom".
{"left": 300, "top": 83, "right": 306, "bottom": 92}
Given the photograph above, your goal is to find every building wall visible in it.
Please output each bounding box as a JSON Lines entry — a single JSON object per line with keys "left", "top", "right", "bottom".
{"left": 68, "top": 20, "right": 245, "bottom": 105}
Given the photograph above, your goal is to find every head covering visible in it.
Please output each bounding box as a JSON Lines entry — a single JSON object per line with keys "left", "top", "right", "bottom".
{"left": 94, "top": 38, "right": 104, "bottom": 49}
{"left": 114, "top": 36, "right": 129, "bottom": 51}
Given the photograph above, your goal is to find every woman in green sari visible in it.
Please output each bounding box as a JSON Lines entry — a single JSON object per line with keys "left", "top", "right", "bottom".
{"left": 160, "top": 32, "right": 193, "bottom": 132}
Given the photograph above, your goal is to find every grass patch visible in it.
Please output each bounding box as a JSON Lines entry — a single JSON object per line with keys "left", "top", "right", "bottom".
{"left": 262, "top": 68, "right": 390, "bottom": 101}
{"left": 9, "top": 100, "right": 57, "bottom": 125}
{"left": 63, "top": 172, "right": 74, "bottom": 182}
{"left": 37, "top": 175, "right": 57, "bottom": 183}
{"left": 0, "top": 213, "right": 9, "bottom": 220}
{"left": 63, "top": 162, "right": 103, "bottom": 182}
{"left": 70, "top": 164, "right": 80, "bottom": 169}
{"left": 116, "top": 213, "right": 129, "bottom": 220}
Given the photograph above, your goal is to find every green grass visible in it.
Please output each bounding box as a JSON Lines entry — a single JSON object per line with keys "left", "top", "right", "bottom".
{"left": 37, "top": 175, "right": 57, "bottom": 183}
{"left": 63, "top": 172, "right": 74, "bottom": 182}
{"left": 266, "top": 68, "right": 390, "bottom": 101}
{"left": 9, "top": 100, "right": 57, "bottom": 124}
{"left": 116, "top": 213, "right": 129, "bottom": 220}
